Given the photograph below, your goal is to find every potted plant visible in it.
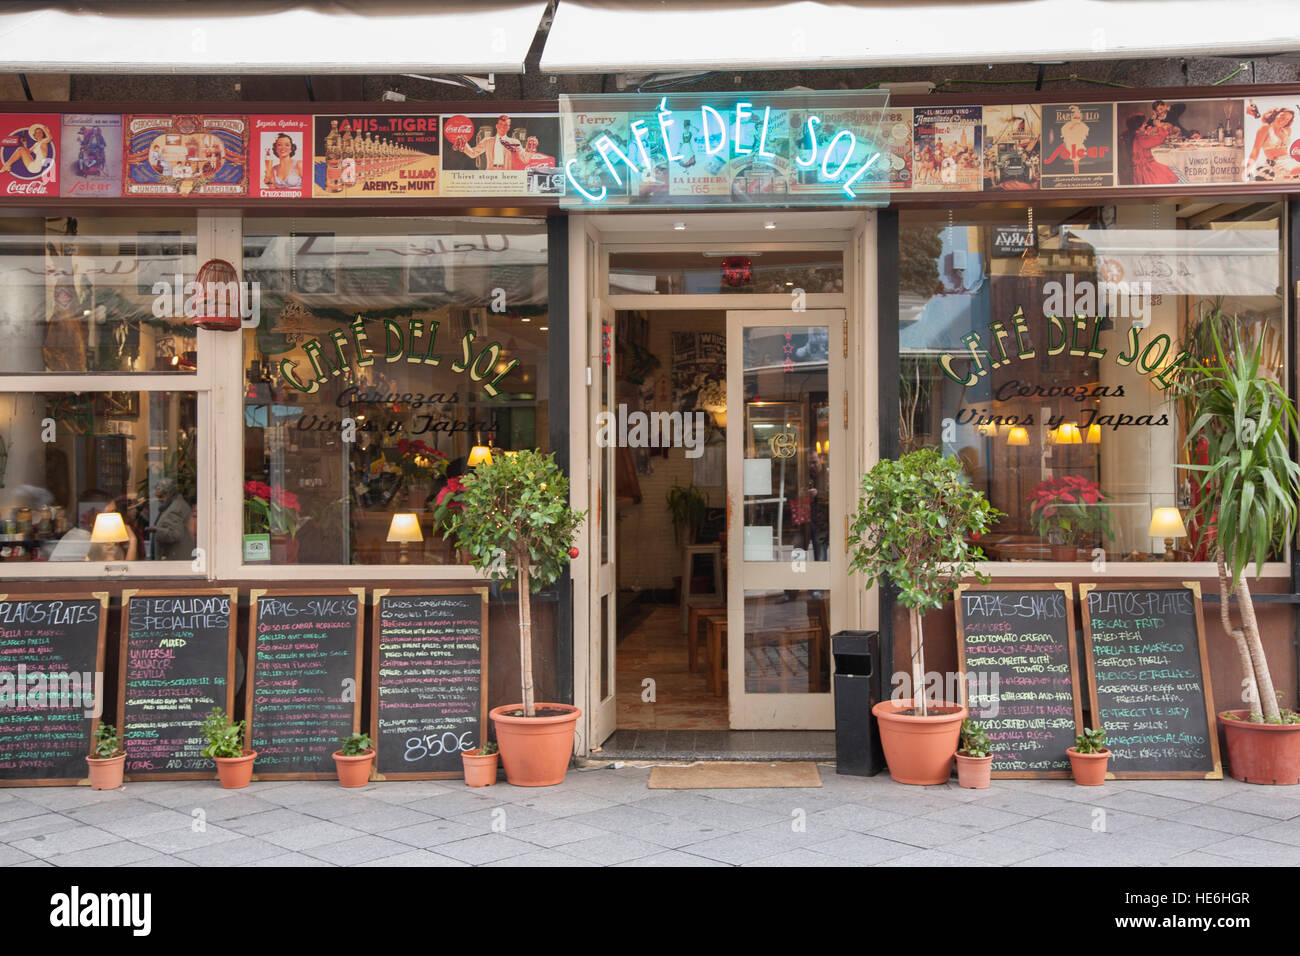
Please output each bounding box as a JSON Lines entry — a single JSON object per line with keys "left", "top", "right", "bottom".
{"left": 244, "top": 480, "right": 302, "bottom": 563}
{"left": 848, "top": 447, "right": 1000, "bottom": 785}
{"left": 955, "top": 718, "right": 993, "bottom": 789}
{"left": 446, "top": 448, "right": 587, "bottom": 787}
{"left": 666, "top": 481, "right": 708, "bottom": 548}
{"left": 333, "top": 731, "right": 374, "bottom": 788}
{"left": 462, "top": 741, "right": 499, "bottom": 787}
{"left": 1176, "top": 322, "right": 1300, "bottom": 784}
{"left": 1067, "top": 727, "right": 1110, "bottom": 785}
{"left": 1027, "top": 475, "right": 1114, "bottom": 560}
{"left": 86, "top": 722, "right": 125, "bottom": 790}
{"left": 200, "top": 707, "right": 256, "bottom": 789}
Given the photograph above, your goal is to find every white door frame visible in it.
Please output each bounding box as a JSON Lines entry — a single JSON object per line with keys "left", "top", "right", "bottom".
{"left": 569, "top": 211, "right": 879, "bottom": 754}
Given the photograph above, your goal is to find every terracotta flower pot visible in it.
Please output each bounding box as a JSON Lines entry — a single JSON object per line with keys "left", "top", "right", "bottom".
{"left": 1067, "top": 747, "right": 1110, "bottom": 785}
{"left": 489, "top": 703, "right": 581, "bottom": 787}
{"left": 1219, "top": 710, "right": 1300, "bottom": 785}
{"left": 871, "top": 699, "right": 967, "bottom": 786}
{"left": 462, "top": 748, "right": 500, "bottom": 787}
{"left": 86, "top": 753, "right": 125, "bottom": 791}
{"left": 1050, "top": 544, "right": 1077, "bottom": 561}
{"left": 213, "top": 749, "right": 257, "bottom": 789}
{"left": 332, "top": 749, "right": 375, "bottom": 788}
{"left": 955, "top": 752, "right": 993, "bottom": 789}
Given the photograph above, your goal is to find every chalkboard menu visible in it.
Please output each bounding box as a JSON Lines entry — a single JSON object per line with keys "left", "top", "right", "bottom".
{"left": 1081, "top": 583, "right": 1222, "bottom": 779}
{"left": 117, "top": 588, "right": 238, "bottom": 780}
{"left": 955, "top": 583, "right": 1084, "bottom": 778}
{"left": 0, "top": 593, "right": 109, "bottom": 787}
{"left": 246, "top": 589, "right": 365, "bottom": 780}
{"left": 371, "top": 588, "right": 488, "bottom": 779}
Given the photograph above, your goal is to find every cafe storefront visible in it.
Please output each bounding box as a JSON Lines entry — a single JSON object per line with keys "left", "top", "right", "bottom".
{"left": 0, "top": 76, "right": 1297, "bottom": 779}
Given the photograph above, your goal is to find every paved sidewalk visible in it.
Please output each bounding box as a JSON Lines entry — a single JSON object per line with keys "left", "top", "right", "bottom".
{"left": 2, "top": 764, "right": 1299, "bottom": 867}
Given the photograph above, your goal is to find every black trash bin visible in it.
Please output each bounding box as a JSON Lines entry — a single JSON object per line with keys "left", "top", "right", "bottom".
{"left": 832, "top": 630, "right": 885, "bottom": 776}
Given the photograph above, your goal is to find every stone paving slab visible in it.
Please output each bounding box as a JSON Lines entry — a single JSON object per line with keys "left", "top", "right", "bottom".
{"left": 3, "top": 763, "right": 1297, "bottom": 866}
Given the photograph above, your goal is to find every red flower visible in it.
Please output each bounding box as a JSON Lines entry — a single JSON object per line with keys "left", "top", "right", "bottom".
{"left": 435, "top": 477, "right": 465, "bottom": 510}
{"left": 244, "top": 481, "right": 271, "bottom": 501}
{"left": 270, "top": 487, "right": 300, "bottom": 511}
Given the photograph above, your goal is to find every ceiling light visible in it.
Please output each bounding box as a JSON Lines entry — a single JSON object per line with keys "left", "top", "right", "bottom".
{"left": 673, "top": 222, "right": 686, "bottom": 231}
{"left": 764, "top": 221, "right": 776, "bottom": 230}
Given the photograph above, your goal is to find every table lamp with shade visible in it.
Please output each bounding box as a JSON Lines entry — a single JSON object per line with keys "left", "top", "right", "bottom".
{"left": 1148, "top": 507, "right": 1187, "bottom": 561}
{"left": 90, "top": 511, "right": 130, "bottom": 561}
{"left": 387, "top": 512, "right": 423, "bottom": 564}
{"left": 467, "top": 443, "right": 493, "bottom": 468}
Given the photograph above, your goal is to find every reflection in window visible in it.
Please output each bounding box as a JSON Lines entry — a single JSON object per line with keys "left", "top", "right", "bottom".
{"left": 0, "top": 392, "right": 197, "bottom": 563}
{"left": 242, "top": 219, "right": 549, "bottom": 565}
{"left": 0, "top": 217, "right": 198, "bottom": 373}
{"left": 899, "top": 200, "right": 1284, "bottom": 562}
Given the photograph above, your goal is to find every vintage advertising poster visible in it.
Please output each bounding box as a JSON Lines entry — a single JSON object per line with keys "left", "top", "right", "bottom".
{"left": 1242, "top": 95, "right": 1300, "bottom": 183}
{"left": 789, "top": 108, "right": 882, "bottom": 198}
{"left": 912, "top": 106, "right": 982, "bottom": 192}
{"left": 982, "top": 104, "right": 1041, "bottom": 190}
{"left": 124, "top": 114, "right": 247, "bottom": 196}
{"left": 1041, "top": 103, "right": 1114, "bottom": 189}
{"left": 248, "top": 115, "right": 311, "bottom": 199}
{"left": 1117, "top": 98, "right": 1244, "bottom": 186}
{"left": 662, "top": 107, "right": 793, "bottom": 201}
{"left": 562, "top": 110, "right": 631, "bottom": 202}
{"left": 312, "top": 114, "right": 440, "bottom": 198}
{"left": 60, "top": 114, "right": 121, "bottom": 197}
{"left": 0, "top": 113, "right": 60, "bottom": 196}
{"left": 870, "top": 106, "right": 913, "bottom": 190}
{"left": 439, "top": 112, "right": 562, "bottom": 197}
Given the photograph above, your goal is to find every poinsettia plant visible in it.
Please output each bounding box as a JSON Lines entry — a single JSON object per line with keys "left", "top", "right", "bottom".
{"left": 432, "top": 476, "right": 467, "bottom": 532}
{"left": 393, "top": 438, "right": 449, "bottom": 482}
{"left": 244, "top": 480, "right": 302, "bottom": 536}
{"left": 1027, "top": 475, "right": 1114, "bottom": 547}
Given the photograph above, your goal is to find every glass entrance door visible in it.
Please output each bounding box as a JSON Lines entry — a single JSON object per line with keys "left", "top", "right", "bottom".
{"left": 589, "top": 298, "right": 618, "bottom": 745}
{"left": 726, "top": 310, "right": 844, "bottom": 728}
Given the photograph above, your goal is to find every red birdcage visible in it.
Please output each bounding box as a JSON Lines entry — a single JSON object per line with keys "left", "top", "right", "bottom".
{"left": 193, "top": 258, "right": 242, "bottom": 331}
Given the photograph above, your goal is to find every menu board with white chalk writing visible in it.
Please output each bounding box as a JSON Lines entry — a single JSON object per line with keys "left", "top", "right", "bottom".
{"left": 955, "top": 583, "right": 1084, "bottom": 778}
{"left": 245, "top": 589, "right": 364, "bottom": 780}
{"left": 371, "top": 588, "right": 488, "bottom": 779}
{"left": 118, "top": 589, "right": 237, "bottom": 780}
{"left": 1081, "top": 583, "right": 1221, "bottom": 779}
{"left": 0, "top": 593, "right": 109, "bottom": 786}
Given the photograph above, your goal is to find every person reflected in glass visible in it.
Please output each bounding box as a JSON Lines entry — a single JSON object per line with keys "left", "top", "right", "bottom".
{"left": 147, "top": 478, "right": 194, "bottom": 561}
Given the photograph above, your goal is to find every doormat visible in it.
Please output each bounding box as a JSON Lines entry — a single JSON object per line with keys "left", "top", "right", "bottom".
{"left": 648, "top": 761, "right": 822, "bottom": 789}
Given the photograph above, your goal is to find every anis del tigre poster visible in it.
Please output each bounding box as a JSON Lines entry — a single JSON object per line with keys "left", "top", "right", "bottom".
{"left": 982, "top": 104, "right": 1041, "bottom": 190}
{"left": 312, "top": 114, "right": 441, "bottom": 198}
{"left": 60, "top": 114, "right": 121, "bottom": 197}
{"left": 912, "top": 106, "right": 982, "bottom": 192}
{"left": 0, "top": 112, "right": 61, "bottom": 197}
{"left": 439, "top": 112, "right": 562, "bottom": 197}
{"left": 124, "top": 114, "right": 248, "bottom": 196}
{"left": 1041, "top": 103, "right": 1115, "bottom": 189}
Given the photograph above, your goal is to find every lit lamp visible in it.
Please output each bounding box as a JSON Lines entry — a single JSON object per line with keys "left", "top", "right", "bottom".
{"left": 1086, "top": 424, "right": 1101, "bottom": 444}
{"left": 1148, "top": 507, "right": 1187, "bottom": 561}
{"left": 976, "top": 422, "right": 998, "bottom": 438}
{"left": 387, "top": 512, "right": 423, "bottom": 565}
{"left": 89, "top": 511, "right": 130, "bottom": 561}
{"left": 1055, "top": 422, "right": 1082, "bottom": 444}
{"left": 467, "top": 444, "right": 494, "bottom": 468}
{"left": 1006, "top": 426, "right": 1030, "bottom": 446}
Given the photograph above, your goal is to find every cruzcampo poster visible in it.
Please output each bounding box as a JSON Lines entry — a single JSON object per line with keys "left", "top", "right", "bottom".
{"left": 249, "top": 115, "right": 311, "bottom": 199}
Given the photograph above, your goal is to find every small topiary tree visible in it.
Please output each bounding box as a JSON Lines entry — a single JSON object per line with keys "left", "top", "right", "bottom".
{"left": 848, "top": 448, "right": 1000, "bottom": 716}
{"left": 446, "top": 449, "right": 586, "bottom": 717}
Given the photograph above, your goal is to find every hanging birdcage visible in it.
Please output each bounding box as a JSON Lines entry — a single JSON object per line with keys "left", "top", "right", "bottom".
{"left": 193, "top": 258, "right": 243, "bottom": 331}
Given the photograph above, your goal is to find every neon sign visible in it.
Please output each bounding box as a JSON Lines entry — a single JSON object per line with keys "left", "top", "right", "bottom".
{"left": 559, "top": 90, "right": 891, "bottom": 209}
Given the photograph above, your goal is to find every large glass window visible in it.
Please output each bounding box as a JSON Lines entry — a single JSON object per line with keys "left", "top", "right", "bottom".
{"left": 0, "top": 217, "right": 198, "bottom": 374}
{"left": 241, "top": 218, "right": 550, "bottom": 565}
{"left": 899, "top": 200, "right": 1285, "bottom": 562}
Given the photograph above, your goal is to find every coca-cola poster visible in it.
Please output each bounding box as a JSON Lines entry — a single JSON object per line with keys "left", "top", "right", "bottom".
{"left": 0, "top": 113, "right": 60, "bottom": 197}
{"left": 1242, "top": 95, "right": 1300, "bottom": 183}
{"left": 1042, "top": 102, "right": 1115, "bottom": 189}
{"left": 248, "top": 115, "right": 310, "bottom": 199}
{"left": 124, "top": 114, "right": 248, "bottom": 196}
{"left": 60, "top": 114, "right": 121, "bottom": 197}
{"left": 311, "top": 114, "right": 440, "bottom": 198}
{"left": 439, "top": 112, "right": 561, "bottom": 196}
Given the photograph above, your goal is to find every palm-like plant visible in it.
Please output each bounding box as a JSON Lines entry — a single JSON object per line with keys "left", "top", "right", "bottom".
{"left": 1176, "top": 322, "right": 1300, "bottom": 723}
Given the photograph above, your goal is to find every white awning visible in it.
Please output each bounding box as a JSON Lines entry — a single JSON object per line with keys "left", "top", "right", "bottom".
{"left": 0, "top": 1, "right": 549, "bottom": 74}
{"left": 541, "top": 0, "right": 1300, "bottom": 73}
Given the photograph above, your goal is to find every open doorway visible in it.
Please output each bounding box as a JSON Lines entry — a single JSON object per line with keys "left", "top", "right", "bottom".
{"left": 612, "top": 309, "right": 729, "bottom": 731}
